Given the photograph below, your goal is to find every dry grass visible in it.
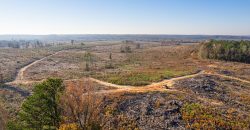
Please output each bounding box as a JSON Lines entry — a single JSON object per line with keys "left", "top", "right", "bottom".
{"left": 0, "top": 48, "right": 54, "bottom": 82}
{"left": 21, "top": 42, "right": 162, "bottom": 82}
{"left": 2, "top": 41, "right": 250, "bottom": 129}
{"left": 19, "top": 42, "right": 250, "bottom": 87}
{"left": 93, "top": 44, "right": 200, "bottom": 86}
{"left": 181, "top": 103, "right": 250, "bottom": 129}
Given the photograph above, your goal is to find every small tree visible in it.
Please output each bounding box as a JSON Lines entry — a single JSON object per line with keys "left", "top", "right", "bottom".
{"left": 0, "top": 73, "right": 3, "bottom": 83}
{"left": 71, "top": 40, "right": 74, "bottom": 45}
{"left": 125, "top": 46, "right": 132, "bottom": 53}
{"left": 136, "top": 43, "right": 141, "bottom": 49}
{"left": 109, "top": 52, "right": 112, "bottom": 60}
{"left": 106, "top": 53, "right": 114, "bottom": 69}
{"left": 121, "top": 46, "right": 132, "bottom": 53}
{"left": 61, "top": 79, "right": 102, "bottom": 130}
{"left": 85, "top": 63, "right": 90, "bottom": 71}
{"left": 17, "top": 78, "right": 64, "bottom": 129}
{"left": 120, "top": 46, "right": 125, "bottom": 53}
{"left": 84, "top": 52, "right": 94, "bottom": 71}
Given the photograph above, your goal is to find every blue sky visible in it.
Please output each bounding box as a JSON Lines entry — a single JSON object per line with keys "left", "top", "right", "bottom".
{"left": 0, "top": 0, "right": 249, "bottom": 35}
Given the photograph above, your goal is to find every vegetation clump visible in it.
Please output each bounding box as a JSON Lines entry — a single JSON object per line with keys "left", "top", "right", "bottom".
{"left": 84, "top": 52, "right": 94, "bottom": 71}
{"left": 181, "top": 103, "right": 250, "bottom": 129}
{"left": 199, "top": 40, "right": 250, "bottom": 63}
{"left": 8, "top": 78, "right": 64, "bottom": 130}
{"left": 60, "top": 80, "right": 102, "bottom": 130}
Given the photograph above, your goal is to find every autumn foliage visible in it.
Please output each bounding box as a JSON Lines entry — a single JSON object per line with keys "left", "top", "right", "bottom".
{"left": 61, "top": 79, "right": 102, "bottom": 130}
{"left": 181, "top": 103, "right": 250, "bottom": 129}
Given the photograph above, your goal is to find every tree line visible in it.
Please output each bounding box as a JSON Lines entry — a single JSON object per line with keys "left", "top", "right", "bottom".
{"left": 199, "top": 40, "right": 250, "bottom": 63}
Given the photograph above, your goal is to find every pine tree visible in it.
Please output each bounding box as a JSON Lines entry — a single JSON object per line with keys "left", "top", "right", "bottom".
{"left": 17, "top": 78, "right": 64, "bottom": 129}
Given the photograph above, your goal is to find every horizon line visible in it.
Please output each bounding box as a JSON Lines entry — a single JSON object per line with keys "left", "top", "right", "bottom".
{"left": 0, "top": 34, "right": 250, "bottom": 36}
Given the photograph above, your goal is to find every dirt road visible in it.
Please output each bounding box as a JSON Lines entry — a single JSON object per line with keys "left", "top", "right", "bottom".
{"left": 4, "top": 50, "right": 250, "bottom": 95}
{"left": 6, "top": 51, "right": 63, "bottom": 85}
{"left": 88, "top": 71, "right": 205, "bottom": 94}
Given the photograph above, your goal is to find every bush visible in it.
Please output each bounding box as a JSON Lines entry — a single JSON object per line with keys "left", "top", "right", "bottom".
{"left": 120, "top": 46, "right": 132, "bottom": 53}
{"left": 7, "top": 121, "right": 21, "bottom": 130}
{"left": 181, "top": 103, "right": 250, "bottom": 129}
{"left": 59, "top": 123, "right": 79, "bottom": 130}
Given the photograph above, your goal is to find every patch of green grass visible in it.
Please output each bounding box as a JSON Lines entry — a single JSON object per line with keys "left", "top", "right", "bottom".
{"left": 160, "top": 69, "right": 190, "bottom": 78}
{"left": 104, "top": 73, "right": 151, "bottom": 86}
{"left": 94, "top": 69, "right": 192, "bottom": 86}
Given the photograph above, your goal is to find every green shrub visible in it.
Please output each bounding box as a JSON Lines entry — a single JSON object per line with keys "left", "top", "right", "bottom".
{"left": 9, "top": 78, "right": 64, "bottom": 130}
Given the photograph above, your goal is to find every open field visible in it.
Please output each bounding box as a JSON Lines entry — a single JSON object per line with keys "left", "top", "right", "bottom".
{"left": 0, "top": 0, "right": 249, "bottom": 129}
{"left": 0, "top": 43, "right": 95, "bottom": 83}
{"left": 0, "top": 48, "right": 54, "bottom": 82}
{"left": 22, "top": 42, "right": 201, "bottom": 86}
{"left": 1, "top": 41, "right": 250, "bottom": 129}
{"left": 18, "top": 42, "right": 250, "bottom": 87}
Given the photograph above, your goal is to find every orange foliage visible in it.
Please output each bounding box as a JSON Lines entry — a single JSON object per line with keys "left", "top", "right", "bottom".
{"left": 59, "top": 123, "right": 79, "bottom": 130}
{"left": 61, "top": 79, "right": 103, "bottom": 129}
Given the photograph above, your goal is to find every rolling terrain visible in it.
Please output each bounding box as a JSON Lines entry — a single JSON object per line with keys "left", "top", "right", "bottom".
{"left": 1, "top": 41, "right": 250, "bottom": 129}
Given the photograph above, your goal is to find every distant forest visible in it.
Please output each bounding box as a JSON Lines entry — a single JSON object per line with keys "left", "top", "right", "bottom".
{"left": 200, "top": 40, "right": 250, "bottom": 63}
{"left": 0, "top": 35, "right": 250, "bottom": 42}
{"left": 0, "top": 40, "right": 52, "bottom": 49}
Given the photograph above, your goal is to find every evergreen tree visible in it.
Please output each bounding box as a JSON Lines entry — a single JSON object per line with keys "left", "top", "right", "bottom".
{"left": 17, "top": 78, "right": 64, "bottom": 129}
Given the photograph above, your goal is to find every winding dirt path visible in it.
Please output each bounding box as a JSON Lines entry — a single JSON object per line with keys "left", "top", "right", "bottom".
{"left": 88, "top": 69, "right": 250, "bottom": 95}
{"left": 6, "top": 51, "right": 63, "bottom": 85}
{"left": 90, "top": 71, "right": 205, "bottom": 90}
{"left": 4, "top": 50, "right": 250, "bottom": 96}
{"left": 88, "top": 71, "right": 206, "bottom": 94}
{"left": 3, "top": 50, "right": 250, "bottom": 108}
{"left": 206, "top": 72, "right": 250, "bottom": 84}
{"left": 89, "top": 78, "right": 134, "bottom": 89}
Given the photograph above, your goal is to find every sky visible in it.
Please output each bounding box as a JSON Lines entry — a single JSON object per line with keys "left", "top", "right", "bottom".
{"left": 0, "top": 0, "right": 249, "bottom": 35}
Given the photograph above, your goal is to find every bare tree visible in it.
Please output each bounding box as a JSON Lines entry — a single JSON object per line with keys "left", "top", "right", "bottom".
{"left": 61, "top": 79, "right": 103, "bottom": 130}
{"left": 136, "top": 43, "right": 141, "bottom": 49}
{"left": 106, "top": 52, "right": 114, "bottom": 69}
